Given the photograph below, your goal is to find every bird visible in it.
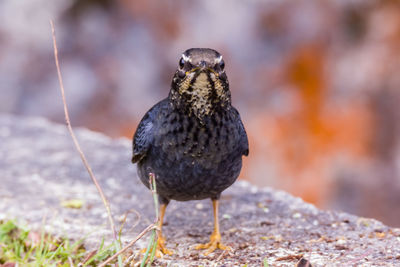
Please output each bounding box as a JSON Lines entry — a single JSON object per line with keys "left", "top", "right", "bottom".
{"left": 132, "top": 48, "right": 249, "bottom": 256}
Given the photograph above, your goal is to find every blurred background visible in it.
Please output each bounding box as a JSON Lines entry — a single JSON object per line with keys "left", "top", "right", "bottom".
{"left": 1, "top": 0, "right": 400, "bottom": 227}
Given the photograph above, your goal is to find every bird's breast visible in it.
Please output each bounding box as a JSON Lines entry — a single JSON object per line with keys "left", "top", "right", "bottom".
{"left": 153, "top": 109, "right": 241, "bottom": 169}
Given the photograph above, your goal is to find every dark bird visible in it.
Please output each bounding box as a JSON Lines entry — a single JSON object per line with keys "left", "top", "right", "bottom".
{"left": 132, "top": 48, "right": 249, "bottom": 256}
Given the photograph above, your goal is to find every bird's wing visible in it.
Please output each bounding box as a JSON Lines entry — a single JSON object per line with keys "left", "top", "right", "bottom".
{"left": 131, "top": 99, "right": 167, "bottom": 163}
{"left": 232, "top": 107, "right": 249, "bottom": 156}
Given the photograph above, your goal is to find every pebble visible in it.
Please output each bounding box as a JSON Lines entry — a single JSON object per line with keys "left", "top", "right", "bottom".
{"left": 293, "top": 212, "right": 302, "bottom": 218}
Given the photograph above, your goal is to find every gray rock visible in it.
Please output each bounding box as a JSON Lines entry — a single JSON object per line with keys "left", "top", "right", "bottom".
{"left": 0, "top": 114, "right": 399, "bottom": 266}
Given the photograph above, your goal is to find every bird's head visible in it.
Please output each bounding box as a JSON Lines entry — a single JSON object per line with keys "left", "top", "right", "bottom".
{"left": 169, "top": 48, "right": 231, "bottom": 118}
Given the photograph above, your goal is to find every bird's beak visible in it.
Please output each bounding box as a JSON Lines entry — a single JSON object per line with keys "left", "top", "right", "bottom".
{"left": 199, "top": 60, "right": 207, "bottom": 69}
{"left": 188, "top": 61, "right": 211, "bottom": 75}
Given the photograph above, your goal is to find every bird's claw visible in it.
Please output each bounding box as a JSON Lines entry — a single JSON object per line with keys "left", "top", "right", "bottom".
{"left": 140, "top": 235, "right": 173, "bottom": 258}
{"left": 157, "top": 236, "right": 173, "bottom": 256}
{"left": 195, "top": 232, "right": 231, "bottom": 255}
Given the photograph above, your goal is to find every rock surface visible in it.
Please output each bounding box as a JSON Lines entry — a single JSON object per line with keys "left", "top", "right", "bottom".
{"left": 0, "top": 114, "right": 399, "bottom": 266}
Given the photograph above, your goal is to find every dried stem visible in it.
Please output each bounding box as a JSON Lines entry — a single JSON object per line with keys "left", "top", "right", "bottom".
{"left": 50, "top": 20, "right": 162, "bottom": 267}
{"left": 145, "top": 173, "right": 159, "bottom": 266}
{"left": 101, "top": 174, "right": 160, "bottom": 266}
{"left": 50, "top": 19, "right": 120, "bottom": 252}
{"left": 148, "top": 173, "right": 160, "bottom": 220}
{"left": 99, "top": 223, "right": 156, "bottom": 267}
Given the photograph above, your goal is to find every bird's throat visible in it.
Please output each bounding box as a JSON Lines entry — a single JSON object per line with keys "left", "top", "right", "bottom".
{"left": 185, "top": 72, "right": 213, "bottom": 118}
{"left": 171, "top": 71, "right": 230, "bottom": 120}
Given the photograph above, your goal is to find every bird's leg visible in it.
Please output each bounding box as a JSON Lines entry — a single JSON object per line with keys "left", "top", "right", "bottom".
{"left": 141, "top": 203, "right": 172, "bottom": 258}
{"left": 156, "top": 203, "right": 173, "bottom": 256}
{"left": 195, "top": 199, "right": 231, "bottom": 255}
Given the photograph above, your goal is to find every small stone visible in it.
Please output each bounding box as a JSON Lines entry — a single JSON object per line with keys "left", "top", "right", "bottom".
{"left": 260, "top": 221, "right": 273, "bottom": 226}
{"left": 375, "top": 232, "right": 385, "bottom": 238}
{"left": 223, "top": 213, "right": 232, "bottom": 219}
{"left": 336, "top": 237, "right": 347, "bottom": 245}
{"left": 293, "top": 212, "right": 302, "bottom": 218}
{"left": 335, "top": 244, "right": 348, "bottom": 250}
{"left": 238, "top": 242, "right": 249, "bottom": 249}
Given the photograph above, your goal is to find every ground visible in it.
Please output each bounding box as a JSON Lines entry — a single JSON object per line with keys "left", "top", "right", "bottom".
{"left": 0, "top": 114, "right": 399, "bottom": 266}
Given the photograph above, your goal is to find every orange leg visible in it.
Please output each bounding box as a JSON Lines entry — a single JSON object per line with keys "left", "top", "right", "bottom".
{"left": 156, "top": 203, "right": 173, "bottom": 256}
{"left": 141, "top": 203, "right": 172, "bottom": 258}
{"left": 195, "top": 199, "right": 231, "bottom": 255}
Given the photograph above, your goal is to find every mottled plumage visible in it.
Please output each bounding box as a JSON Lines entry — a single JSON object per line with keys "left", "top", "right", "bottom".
{"left": 132, "top": 48, "right": 248, "bottom": 255}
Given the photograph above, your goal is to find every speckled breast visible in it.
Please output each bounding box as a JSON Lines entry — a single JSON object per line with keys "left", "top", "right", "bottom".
{"left": 137, "top": 107, "right": 244, "bottom": 201}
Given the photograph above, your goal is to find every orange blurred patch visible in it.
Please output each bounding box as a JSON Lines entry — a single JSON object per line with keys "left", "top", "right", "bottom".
{"left": 241, "top": 44, "right": 372, "bottom": 206}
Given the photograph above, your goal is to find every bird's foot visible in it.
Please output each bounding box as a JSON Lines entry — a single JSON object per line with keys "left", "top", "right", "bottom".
{"left": 141, "top": 235, "right": 173, "bottom": 258}
{"left": 157, "top": 235, "right": 173, "bottom": 256}
{"left": 195, "top": 232, "right": 231, "bottom": 256}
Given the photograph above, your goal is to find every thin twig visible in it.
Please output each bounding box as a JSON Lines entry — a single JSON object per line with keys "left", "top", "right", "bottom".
{"left": 146, "top": 173, "right": 159, "bottom": 266}
{"left": 103, "top": 173, "right": 160, "bottom": 267}
{"left": 123, "top": 251, "right": 138, "bottom": 266}
{"left": 140, "top": 173, "right": 160, "bottom": 267}
{"left": 119, "top": 208, "right": 142, "bottom": 235}
{"left": 68, "top": 256, "right": 74, "bottom": 267}
{"left": 149, "top": 173, "right": 160, "bottom": 219}
{"left": 99, "top": 223, "right": 156, "bottom": 267}
{"left": 216, "top": 249, "right": 228, "bottom": 262}
{"left": 50, "top": 19, "right": 120, "bottom": 255}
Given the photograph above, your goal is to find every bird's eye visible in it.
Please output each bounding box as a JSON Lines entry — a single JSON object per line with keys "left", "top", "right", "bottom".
{"left": 219, "top": 59, "right": 225, "bottom": 70}
{"left": 179, "top": 58, "right": 185, "bottom": 69}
